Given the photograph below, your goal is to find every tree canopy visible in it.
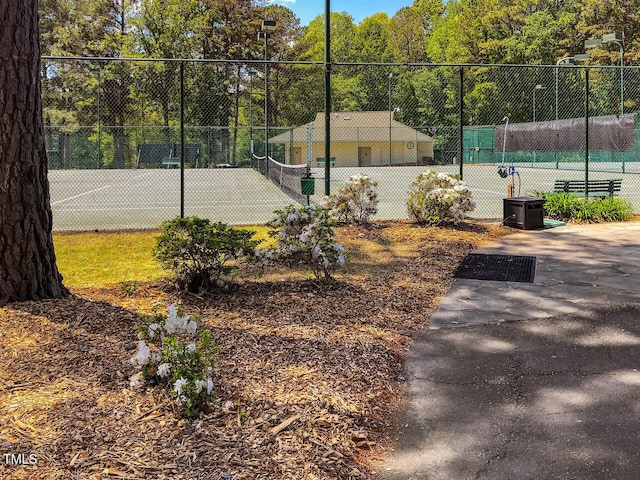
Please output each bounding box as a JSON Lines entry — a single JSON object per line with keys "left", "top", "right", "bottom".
{"left": 37, "top": 0, "right": 640, "bottom": 169}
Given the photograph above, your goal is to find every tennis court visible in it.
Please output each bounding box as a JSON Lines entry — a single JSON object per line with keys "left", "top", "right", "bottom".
{"left": 49, "top": 164, "right": 640, "bottom": 231}
{"left": 49, "top": 168, "right": 294, "bottom": 230}
{"left": 310, "top": 163, "right": 640, "bottom": 218}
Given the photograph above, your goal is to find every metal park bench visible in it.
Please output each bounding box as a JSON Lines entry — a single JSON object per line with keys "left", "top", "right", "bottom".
{"left": 316, "top": 157, "right": 336, "bottom": 167}
{"left": 137, "top": 144, "right": 201, "bottom": 168}
{"left": 161, "top": 157, "right": 181, "bottom": 168}
{"left": 553, "top": 179, "right": 622, "bottom": 197}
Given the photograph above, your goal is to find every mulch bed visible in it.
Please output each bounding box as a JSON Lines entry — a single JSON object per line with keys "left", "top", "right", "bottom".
{"left": 0, "top": 221, "right": 512, "bottom": 479}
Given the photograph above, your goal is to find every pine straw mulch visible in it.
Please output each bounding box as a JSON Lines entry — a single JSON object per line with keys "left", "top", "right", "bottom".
{"left": 0, "top": 221, "right": 514, "bottom": 480}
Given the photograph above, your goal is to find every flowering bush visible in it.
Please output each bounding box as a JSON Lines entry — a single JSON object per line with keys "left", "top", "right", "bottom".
{"left": 323, "top": 174, "right": 379, "bottom": 224}
{"left": 153, "top": 216, "right": 261, "bottom": 292}
{"left": 129, "top": 304, "right": 220, "bottom": 418}
{"left": 264, "top": 204, "right": 345, "bottom": 281}
{"left": 406, "top": 170, "right": 476, "bottom": 225}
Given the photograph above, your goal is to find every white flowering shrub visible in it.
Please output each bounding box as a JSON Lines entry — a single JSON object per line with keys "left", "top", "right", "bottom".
{"left": 264, "top": 204, "right": 345, "bottom": 281}
{"left": 406, "top": 171, "right": 476, "bottom": 225}
{"left": 323, "top": 174, "right": 379, "bottom": 224}
{"left": 129, "top": 304, "right": 220, "bottom": 418}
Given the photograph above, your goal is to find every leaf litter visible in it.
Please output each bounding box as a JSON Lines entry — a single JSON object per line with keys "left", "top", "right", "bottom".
{"left": 0, "top": 221, "right": 512, "bottom": 479}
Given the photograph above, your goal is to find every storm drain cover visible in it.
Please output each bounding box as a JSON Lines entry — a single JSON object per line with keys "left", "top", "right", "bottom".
{"left": 454, "top": 254, "right": 536, "bottom": 283}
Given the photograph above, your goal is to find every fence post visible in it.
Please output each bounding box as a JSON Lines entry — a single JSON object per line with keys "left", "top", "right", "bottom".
{"left": 180, "top": 61, "right": 185, "bottom": 218}
{"left": 324, "top": 0, "right": 331, "bottom": 196}
{"left": 459, "top": 66, "right": 464, "bottom": 180}
{"left": 585, "top": 67, "right": 589, "bottom": 198}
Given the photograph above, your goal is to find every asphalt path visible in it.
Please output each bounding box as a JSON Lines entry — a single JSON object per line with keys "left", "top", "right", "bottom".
{"left": 378, "top": 222, "right": 640, "bottom": 480}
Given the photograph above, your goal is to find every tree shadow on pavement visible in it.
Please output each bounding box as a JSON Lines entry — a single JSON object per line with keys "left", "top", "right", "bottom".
{"left": 379, "top": 304, "right": 640, "bottom": 480}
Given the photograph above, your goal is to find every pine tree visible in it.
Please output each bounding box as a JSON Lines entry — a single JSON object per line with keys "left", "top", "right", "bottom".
{"left": 0, "top": 0, "right": 69, "bottom": 305}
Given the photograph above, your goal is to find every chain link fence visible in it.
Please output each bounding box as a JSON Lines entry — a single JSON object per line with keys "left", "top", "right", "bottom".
{"left": 42, "top": 58, "right": 640, "bottom": 230}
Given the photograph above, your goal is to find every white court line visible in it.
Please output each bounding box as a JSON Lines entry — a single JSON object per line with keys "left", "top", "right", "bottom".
{"left": 51, "top": 185, "right": 112, "bottom": 206}
{"left": 50, "top": 171, "right": 156, "bottom": 206}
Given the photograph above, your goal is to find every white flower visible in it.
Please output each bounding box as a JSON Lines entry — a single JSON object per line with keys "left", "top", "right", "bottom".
{"left": 195, "top": 379, "right": 206, "bottom": 394}
{"left": 299, "top": 228, "right": 312, "bottom": 243}
{"left": 173, "top": 377, "right": 188, "bottom": 396}
{"left": 185, "top": 319, "right": 198, "bottom": 334}
{"left": 206, "top": 378, "right": 214, "bottom": 395}
{"left": 130, "top": 340, "right": 151, "bottom": 367}
{"left": 164, "top": 305, "right": 179, "bottom": 334}
{"left": 148, "top": 323, "right": 160, "bottom": 339}
{"left": 130, "top": 372, "right": 145, "bottom": 389}
{"left": 157, "top": 363, "right": 171, "bottom": 378}
{"left": 186, "top": 343, "right": 196, "bottom": 353}
{"left": 165, "top": 304, "right": 189, "bottom": 334}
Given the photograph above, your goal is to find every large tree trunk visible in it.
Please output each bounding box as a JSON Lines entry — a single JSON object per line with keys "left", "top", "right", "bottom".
{"left": 0, "top": 0, "right": 68, "bottom": 306}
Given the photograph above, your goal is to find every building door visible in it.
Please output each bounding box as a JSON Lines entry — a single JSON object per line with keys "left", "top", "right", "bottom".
{"left": 358, "top": 147, "right": 372, "bottom": 167}
{"left": 293, "top": 147, "right": 302, "bottom": 164}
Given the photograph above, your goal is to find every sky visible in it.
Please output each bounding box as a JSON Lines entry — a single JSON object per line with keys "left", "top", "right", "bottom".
{"left": 268, "top": 0, "right": 415, "bottom": 26}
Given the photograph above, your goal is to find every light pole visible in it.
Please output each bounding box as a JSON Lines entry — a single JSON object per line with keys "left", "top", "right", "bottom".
{"left": 89, "top": 66, "right": 101, "bottom": 167}
{"left": 533, "top": 84, "right": 546, "bottom": 122}
{"left": 585, "top": 33, "right": 624, "bottom": 114}
{"left": 555, "top": 54, "right": 589, "bottom": 120}
{"left": 260, "top": 19, "right": 276, "bottom": 162}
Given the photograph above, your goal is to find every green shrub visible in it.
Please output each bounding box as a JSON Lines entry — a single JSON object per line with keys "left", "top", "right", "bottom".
{"left": 154, "top": 216, "right": 260, "bottom": 292}
{"left": 536, "top": 192, "right": 633, "bottom": 223}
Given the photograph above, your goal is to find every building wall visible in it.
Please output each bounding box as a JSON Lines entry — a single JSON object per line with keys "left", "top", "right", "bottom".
{"left": 285, "top": 141, "right": 434, "bottom": 167}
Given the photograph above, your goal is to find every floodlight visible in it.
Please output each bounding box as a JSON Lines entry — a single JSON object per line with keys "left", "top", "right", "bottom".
{"left": 602, "top": 33, "right": 621, "bottom": 44}
{"left": 585, "top": 39, "right": 603, "bottom": 49}
{"left": 262, "top": 20, "right": 277, "bottom": 32}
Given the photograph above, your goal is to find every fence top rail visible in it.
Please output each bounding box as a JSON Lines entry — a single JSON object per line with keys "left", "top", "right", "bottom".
{"left": 42, "top": 55, "right": 323, "bottom": 67}
{"left": 42, "top": 56, "right": 640, "bottom": 70}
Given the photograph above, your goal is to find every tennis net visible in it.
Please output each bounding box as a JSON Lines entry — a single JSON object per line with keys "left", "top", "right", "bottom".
{"left": 251, "top": 154, "right": 312, "bottom": 205}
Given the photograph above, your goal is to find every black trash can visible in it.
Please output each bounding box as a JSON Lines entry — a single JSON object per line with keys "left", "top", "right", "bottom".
{"left": 503, "top": 197, "right": 544, "bottom": 230}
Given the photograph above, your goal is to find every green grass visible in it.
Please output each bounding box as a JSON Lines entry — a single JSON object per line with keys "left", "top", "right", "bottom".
{"left": 54, "top": 231, "right": 163, "bottom": 287}
{"left": 54, "top": 226, "right": 271, "bottom": 287}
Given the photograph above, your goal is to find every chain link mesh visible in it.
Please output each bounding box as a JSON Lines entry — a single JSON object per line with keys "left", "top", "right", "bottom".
{"left": 42, "top": 59, "right": 640, "bottom": 230}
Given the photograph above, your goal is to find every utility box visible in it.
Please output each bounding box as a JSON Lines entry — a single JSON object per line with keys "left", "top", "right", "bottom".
{"left": 503, "top": 197, "right": 544, "bottom": 230}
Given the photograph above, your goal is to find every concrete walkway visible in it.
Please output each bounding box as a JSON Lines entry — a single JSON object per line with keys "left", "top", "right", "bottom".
{"left": 378, "top": 222, "right": 640, "bottom": 480}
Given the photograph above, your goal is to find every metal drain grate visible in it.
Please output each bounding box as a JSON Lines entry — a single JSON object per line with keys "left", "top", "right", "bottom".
{"left": 454, "top": 254, "right": 536, "bottom": 283}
